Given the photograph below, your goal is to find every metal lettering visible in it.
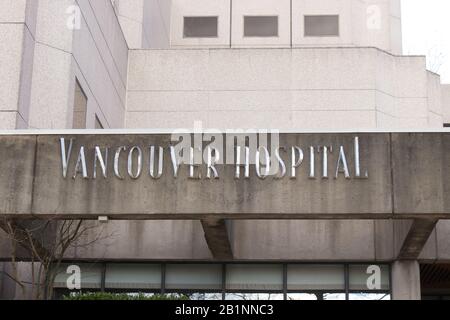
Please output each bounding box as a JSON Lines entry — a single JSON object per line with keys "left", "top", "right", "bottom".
{"left": 206, "top": 147, "right": 220, "bottom": 179}
{"left": 60, "top": 138, "right": 73, "bottom": 179}
{"left": 309, "top": 146, "right": 316, "bottom": 179}
{"left": 274, "top": 147, "right": 286, "bottom": 179}
{"left": 354, "top": 137, "right": 369, "bottom": 179}
{"left": 256, "top": 146, "right": 270, "bottom": 180}
{"left": 128, "top": 146, "right": 143, "bottom": 179}
{"left": 235, "top": 146, "right": 250, "bottom": 179}
{"left": 189, "top": 147, "right": 202, "bottom": 179}
{"left": 149, "top": 146, "right": 164, "bottom": 179}
{"left": 318, "top": 146, "right": 332, "bottom": 179}
{"left": 73, "top": 146, "right": 88, "bottom": 179}
{"left": 335, "top": 146, "right": 351, "bottom": 179}
{"left": 290, "top": 146, "right": 304, "bottom": 179}
{"left": 93, "top": 146, "right": 108, "bottom": 179}
{"left": 170, "top": 146, "right": 181, "bottom": 178}
{"left": 114, "top": 146, "right": 126, "bottom": 180}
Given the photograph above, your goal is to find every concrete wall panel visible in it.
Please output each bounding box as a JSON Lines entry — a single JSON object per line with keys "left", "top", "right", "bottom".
{"left": 28, "top": 43, "right": 73, "bottom": 129}
{"left": 231, "top": 220, "right": 376, "bottom": 261}
{"left": 232, "top": 0, "right": 291, "bottom": 48}
{"left": 171, "top": 0, "right": 230, "bottom": 48}
{"left": 168, "top": 0, "right": 402, "bottom": 53}
{"left": 25, "top": 0, "right": 128, "bottom": 129}
{"left": 392, "top": 134, "right": 445, "bottom": 215}
{"left": 0, "top": 0, "right": 37, "bottom": 129}
{"left": 65, "top": 220, "right": 212, "bottom": 260}
{"left": 143, "top": 0, "right": 171, "bottom": 48}
{"left": 2, "top": 132, "right": 449, "bottom": 219}
{"left": 0, "top": 0, "right": 27, "bottom": 22}
{"left": 127, "top": 48, "right": 438, "bottom": 130}
{"left": 29, "top": 133, "right": 392, "bottom": 218}
{"left": 0, "top": 24, "right": 24, "bottom": 117}
{"left": 0, "top": 136, "right": 35, "bottom": 214}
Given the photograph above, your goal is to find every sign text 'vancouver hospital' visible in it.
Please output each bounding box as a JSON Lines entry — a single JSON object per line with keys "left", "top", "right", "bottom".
{"left": 60, "top": 135, "right": 369, "bottom": 181}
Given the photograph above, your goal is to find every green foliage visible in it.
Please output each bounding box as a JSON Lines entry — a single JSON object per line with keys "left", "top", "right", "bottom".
{"left": 63, "top": 292, "right": 190, "bottom": 300}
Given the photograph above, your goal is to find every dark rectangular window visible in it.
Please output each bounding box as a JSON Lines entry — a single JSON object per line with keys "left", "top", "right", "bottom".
{"left": 304, "top": 15, "right": 339, "bottom": 37}
{"left": 183, "top": 17, "right": 218, "bottom": 38}
{"left": 244, "top": 16, "right": 278, "bottom": 37}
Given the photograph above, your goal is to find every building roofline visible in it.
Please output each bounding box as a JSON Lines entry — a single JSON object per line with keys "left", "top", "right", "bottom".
{"left": 128, "top": 46, "right": 426, "bottom": 60}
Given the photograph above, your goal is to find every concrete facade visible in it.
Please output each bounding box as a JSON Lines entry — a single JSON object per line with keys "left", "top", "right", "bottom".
{"left": 113, "top": 0, "right": 171, "bottom": 49}
{"left": 0, "top": 0, "right": 38, "bottom": 129}
{"left": 0, "top": 0, "right": 449, "bottom": 300}
{"left": 126, "top": 48, "right": 442, "bottom": 130}
{"left": 0, "top": 0, "right": 128, "bottom": 131}
{"left": 170, "top": 0, "right": 402, "bottom": 53}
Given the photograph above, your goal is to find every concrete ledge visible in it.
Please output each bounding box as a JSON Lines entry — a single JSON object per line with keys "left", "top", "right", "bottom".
{"left": 0, "top": 133, "right": 448, "bottom": 219}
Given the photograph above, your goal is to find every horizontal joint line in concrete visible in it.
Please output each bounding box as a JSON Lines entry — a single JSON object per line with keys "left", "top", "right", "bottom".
{"left": 2, "top": 214, "right": 449, "bottom": 221}
{"left": 129, "top": 46, "right": 426, "bottom": 59}
{"left": 127, "top": 109, "right": 377, "bottom": 113}
{"left": 126, "top": 89, "right": 426, "bottom": 100}
{"left": 0, "top": 22, "right": 26, "bottom": 25}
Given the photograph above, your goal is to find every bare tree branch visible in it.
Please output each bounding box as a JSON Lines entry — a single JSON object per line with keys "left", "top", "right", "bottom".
{"left": 0, "top": 216, "right": 110, "bottom": 300}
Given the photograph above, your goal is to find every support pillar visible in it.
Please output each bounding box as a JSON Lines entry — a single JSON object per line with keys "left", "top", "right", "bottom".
{"left": 391, "top": 260, "right": 421, "bottom": 300}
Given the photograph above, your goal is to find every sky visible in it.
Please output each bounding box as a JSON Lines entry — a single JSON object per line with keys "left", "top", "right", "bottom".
{"left": 402, "top": 0, "right": 450, "bottom": 83}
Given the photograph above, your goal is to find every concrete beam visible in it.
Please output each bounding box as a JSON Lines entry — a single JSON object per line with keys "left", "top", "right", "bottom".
{"left": 201, "top": 219, "right": 233, "bottom": 260}
{"left": 397, "top": 219, "right": 438, "bottom": 260}
{"left": 2, "top": 133, "right": 450, "bottom": 220}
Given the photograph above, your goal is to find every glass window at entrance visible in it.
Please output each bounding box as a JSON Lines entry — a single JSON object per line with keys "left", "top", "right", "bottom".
{"left": 54, "top": 263, "right": 102, "bottom": 289}
{"left": 287, "top": 264, "right": 345, "bottom": 291}
{"left": 226, "top": 264, "right": 283, "bottom": 291}
{"left": 105, "top": 264, "right": 161, "bottom": 290}
{"left": 349, "top": 293, "right": 391, "bottom": 300}
{"left": 166, "top": 264, "right": 222, "bottom": 290}
{"left": 185, "top": 293, "right": 223, "bottom": 300}
{"left": 52, "top": 262, "right": 391, "bottom": 300}
{"left": 225, "top": 293, "right": 284, "bottom": 300}
{"left": 349, "top": 264, "right": 390, "bottom": 291}
{"left": 287, "top": 293, "right": 346, "bottom": 300}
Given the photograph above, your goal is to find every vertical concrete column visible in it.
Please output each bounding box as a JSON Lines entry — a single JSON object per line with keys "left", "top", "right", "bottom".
{"left": 0, "top": 0, "right": 38, "bottom": 129}
{"left": 27, "top": 0, "right": 76, "bottom": 129}
{"left": 113, "top": 0, "right": 145, "bottom": 48}
{"left": 391, "top": 260, "right": 421, "bottom": 300}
